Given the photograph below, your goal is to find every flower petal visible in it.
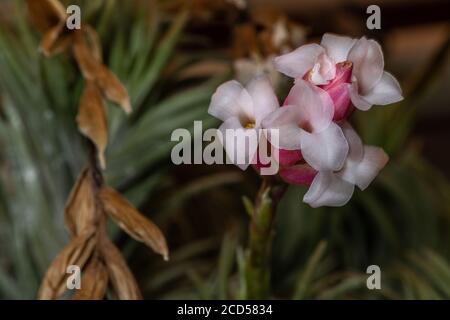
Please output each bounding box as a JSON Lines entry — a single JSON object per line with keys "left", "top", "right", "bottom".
{"left": 348, "top": 82, "right": 372, "bottom": 111}
{"left": 300, "top": 122, "right": 349, "bottom": 171}
{"left": 279, "top": 164, "right": 317, "bottom": 186}
{"left": 320, "top": 63, "right": 353, "bottom": 120}
{"left": 363, "top": 71, "right": 403, "bottom": 106}
{"left": 273, "top": 44, "right": 324, "bottom": 79}
{"left": 287, "top": 80, "right": 334, "bottom": 132}
{"left": 209, "top": 80, "right": 245, "bottom": 121}
{"left": 237, "top": 89, "right": 256, "bottom": 123}
{"left": 325, "top": 82, "right": 351, "bottom": 121}
{"left": 338, "top": 145, "right": 388, "bottom": 190}
{"left": 341, "top": 122, "right": 363, "bottom": 162}
{"left": 303, "top": 171, "right": 354, "bottom": 208}
{"left": 261, "top": 105, "right": 303, "bottom": 150}
{"left": 246, "top": 75, "right": 280, "bottom": 126}
{"left": 309, "top": 53, "right": 336, "bottom": 85}
{"left": 320, "top": 33, "right": 357, "bottom": 63}
{"left": 321, "top": 62, "right": 353, "bottom": 91}
{"left": 218, "top": 117, "right": 259, "bottom": 170}
{"left": 348, "top": 37, "right": 384, "bottom": 95}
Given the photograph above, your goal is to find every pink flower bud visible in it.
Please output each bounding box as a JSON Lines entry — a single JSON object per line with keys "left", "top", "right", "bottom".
{"left": 253, "top": 146, "right": 302, "bottom": 170}
{"left": 279, "top": 164, "right": 317, "bottom": 186}
{"left": 278, "top": 149, "right": 303, "bottom": 166}
{"left": 320, "top": 62, "right": 353, "bottom": 121}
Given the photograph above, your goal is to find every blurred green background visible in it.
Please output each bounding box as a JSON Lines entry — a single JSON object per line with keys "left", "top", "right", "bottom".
{"left": 0, "top": 0, "right": 449, "bottom": 299}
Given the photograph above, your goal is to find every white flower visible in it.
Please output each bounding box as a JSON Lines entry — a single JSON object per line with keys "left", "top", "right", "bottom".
{"left": 347, "top": 37, "right": 403, "bottom": 110}
{"left": 304, "top": 122, "right": 389, "bottom": 207}
{"left": 208, "top": 75, "right": 279, "bottom": 170}
{"left": 262, "top": 80, "right": 349, "bottom": 172}
{"left": 274, "top": 33, "right": 356, "bottom": 85}
{"left": 274, "top": 33, "right": 403, "bottom": 111}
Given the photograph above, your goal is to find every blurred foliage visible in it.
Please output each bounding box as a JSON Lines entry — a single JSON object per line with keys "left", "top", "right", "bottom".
{"left": 0, "top": 0, "right": 449, "bottom": 300}
{"left": 0, "top": 0, "right": 226, "bottom": 299}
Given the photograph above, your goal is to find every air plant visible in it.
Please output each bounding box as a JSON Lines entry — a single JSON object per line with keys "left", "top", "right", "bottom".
{"left": 1, "top": 0, "right": 450, "bottom": 302}
{"left": 208, "top": 33, "right": 403, "bottom": 299}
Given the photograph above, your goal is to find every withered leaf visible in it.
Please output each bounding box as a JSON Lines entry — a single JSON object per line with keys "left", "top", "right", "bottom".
{"left": 64, "top": 168, "right": 98, "bottom": 237}
{"left": 76, "top": 82, "right": 108, "bottom": 169}
{"left": 46, "top": 33, "right": 73, "bottom": 57}
{"left": 101, "top": 238, "right": 142, "bottom": 300}
{"left": 83, "top": 26, "right": 103, "bottom": 63}
{"left": 99, "top": 187, "right": 169, "bottom": 261}
{"left": 72, "top": 258, "right": 108, "bottom": 300}
{"left": 73, "top": 31, "right": 131, "bottom": 114}
{"left": 95, "top": 64, "right": 132, "bottom": 114}
{"left": 27, "top": 0, "right": 67, "bottom": 33}
{"left": 73, "top": 31, "right": 100, "bottom": 81}
{"left": 38, "top": 230, "right": 97, "bottom": 300}
{"left": 40, "top": 21, "right": 66, "bottom": 57}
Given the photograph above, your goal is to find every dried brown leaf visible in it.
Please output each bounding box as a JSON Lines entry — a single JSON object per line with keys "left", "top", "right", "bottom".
{"left": 40, "top": 21, "right": 66, "bottom": 57}
{"left": 47, "top": 33, "right": 73, "bottom": 56}
{"left": 95, "top": 64, "right": 132, "bottom": 114}
{"left": 73, "top": 31, "right": 100, "bottom": 81}
{"left": 38, "top": 230, "right": 97, "bottom": 300}
{"left": 76, "top": 82, "right": 108, "bottom": 169}
{"left": 64, "top": 168, "right": 98, "bottom": 237}
{"left": 27, "top": 0, "right": 67, "bottom": 33}
{"left": 83, "top": 26, "right": 103, "bottom": 63}
{"left": 99, "top": 187, "right": 169, "bottom": 261}
{"left": 72, "top": 258, "right": 108, "bottom": 300}
{"left": 101, "top": 238, "right": 142, "bottom": 300}
{"left": 73, "top": 31, "right": 131, "bottom": 114}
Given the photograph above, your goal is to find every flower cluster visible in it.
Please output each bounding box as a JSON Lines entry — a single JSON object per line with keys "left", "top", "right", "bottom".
{"left": 208, "top": 33, "right": 403, "bottom": 207}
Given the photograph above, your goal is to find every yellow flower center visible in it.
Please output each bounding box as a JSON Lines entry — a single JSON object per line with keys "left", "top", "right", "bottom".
{"left": 244, "top": 122, "right": 255, "bottom": 129}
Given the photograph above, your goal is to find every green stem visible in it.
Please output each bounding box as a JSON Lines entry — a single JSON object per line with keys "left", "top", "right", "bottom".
{"left": 245, "top": 177, "right": 287, "bottom": 299}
